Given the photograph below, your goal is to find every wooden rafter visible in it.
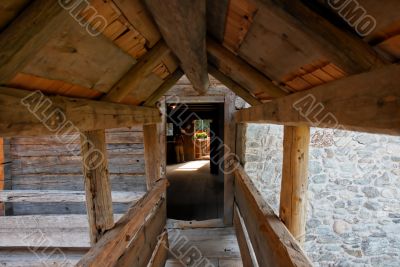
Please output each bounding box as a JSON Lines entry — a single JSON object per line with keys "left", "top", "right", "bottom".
{"left": 207, "top": 38, "right": 288, "bottom": 99}
{"left": 235, "top": 64, "right": 400, "bottom": 135}
{"left": 102, "top": 41, "right": 170, "bottom": 103}
{"left": 145, "top": 0, "right": 209, "bottom": 94}
{"left": 255, "top": 0, "right": 387, "bottom": 73}
{"left": 208, "top": 65, "right": 262, "bottom": 106}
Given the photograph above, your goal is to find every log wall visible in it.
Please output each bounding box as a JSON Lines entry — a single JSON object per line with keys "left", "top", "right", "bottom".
{"left": 8, "top": 127, "right": 147, "bottom": 215}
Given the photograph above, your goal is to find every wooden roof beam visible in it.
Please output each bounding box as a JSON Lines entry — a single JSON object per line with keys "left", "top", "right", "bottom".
{"left": 102, "top": 41, "right": 170, "bottom": 103}
{"left": 0, "top": 87, "right": 161, "bottom": 137}
{"left": 0, "top": 1, "right": 70, "bottom": 84}
{"left": 256, "top": 0, "right": 387, "bottom": 73}
{"left": 207, "top": 38, "right": 288, "bottom": 99}
{"left": 208, "top": 65, "right": 262, "bottom": 106}
{"left": 235, "top": 64, "right": 400, "bottom": 135}
{"left": 142, "top": 69, "right": 184, "bottom": 107}
{"left": 145, "top": 0, "right": 210, "bottom": 94}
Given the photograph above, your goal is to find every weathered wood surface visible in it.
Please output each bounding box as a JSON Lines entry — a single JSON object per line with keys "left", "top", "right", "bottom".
{"left": 0, "top": 0, "right": 30, "bottom": 31}
{"left": 102, "top": 41, "right": 170, "bottom": 103}
{"left": 166, "top": 218, "right": 225, "bottom": 229}
{"left": 208, "top": 65, "right": 261, "bottom": 106}
{"left": 0, "top": 88, "right": 161, "bottom": 137}
{"left": 0, "top": 214, "right": 121, "bottom": 248}
{"left": 235, "top": 64, "right": 400, "bottom": 135}
{"left": 207, "top": 38, "right": 288, "bottom": 99}
{"left": 143, "top": 124, "right": 161, "bottom": 189}
{"left": 143, "top": 69, "right": 184, "bottom": 107}
{"left": 0, "top": 1, "right": 68, "bottom": 83}
{"left": 280, "top": 126, "right": 310, "bottom": 245}
{"left": 0, "top": 190, "right": 144, "bottom": 203}
{"left": 80, "top": 129, "right": 114, "bottom": 244}
{"left": 224, "top": 92, "right": 236, "bottom": 225}
{"left": 233, "top": 205, "right": 256, "bottom": 267}
{"left": 77, "top": 179, "right": 167, "bottom": 266}
{"left": 116, "top": 200, "right": 167, "bottom": 267}
{"left": 256, "top": 0, "right": 386, "bottom": 73}
{"left": 145, "top": 0, "right": 209, "bottom": 94}
{"left": 147, "top": 230, "right": 169, "bottom": 267}
{"left": 206, "top": 0, "right": 230, "bottom": 42}
{"left": 234, "top": 164, "right": 313, "bottom": 267}
{"left": 112, "top": 0, "right": 161, "bottom": 47}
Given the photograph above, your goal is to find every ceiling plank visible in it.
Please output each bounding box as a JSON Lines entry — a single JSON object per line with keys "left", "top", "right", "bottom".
{"left": 207, "top": 38, "right": 288, "bottom": 99}
{"left": 206, "top": 0, "right": 230, "bottom": 42}
{"left": 255, "top": 0, "right": 387, "bottom": 73}
{"left": 102, "top": 41, "right": 170, "bottom": 103}
{"left": 208, "top": 65, "right": 262, "bottom": 106}
{"left": 0, "top": 1, "right": 70, "bottom": 84}
{"left": 111, "top": 0, "right": 161, "bottom": 48}
{"left": 143, "top": 69, "right": 184, "bottom": 107}
{"left": 145, "top": 0, "right": 209, "bottom": 94}
{"left": 0, "top": 87, "right": 161, "bottom": 137}
{"left": 235, "top": 64, "right": 400, "bottom": 135}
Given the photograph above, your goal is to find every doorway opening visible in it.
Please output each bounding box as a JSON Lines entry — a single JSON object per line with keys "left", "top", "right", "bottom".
{"left": 165, "top": 102, "right": 224, "bottom": 221}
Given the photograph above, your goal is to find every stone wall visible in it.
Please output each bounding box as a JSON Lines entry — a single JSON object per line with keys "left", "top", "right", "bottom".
{"left": 242, "top": 124, "right": 400, "bottom": 267}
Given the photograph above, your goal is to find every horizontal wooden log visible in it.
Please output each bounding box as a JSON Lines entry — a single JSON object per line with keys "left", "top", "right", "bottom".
{"left": 233, "top": 205, "right": 256, "bottom": 267}
{"left": 235, "top": 64, "right": 400, "bottom": 135}
{"left": 0, "top": 88, "right": 161, "bottom": 137}
{"left": 77, "top": 179, "right": 167, "bottom": 266}
{"left": 234, "top": 164, "right": 312, "bottom": 267}
{"left": 0, "top": 214, "right": 121, "bottom": 248}
{"left": 0, "top": 190, "right": 145, "bottom": 203}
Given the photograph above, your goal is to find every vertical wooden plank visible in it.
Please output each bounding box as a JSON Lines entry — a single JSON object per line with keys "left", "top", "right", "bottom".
{"left": 158, "top": 97, "right": 167, "bottom": 178}
{"left": 81, "top": 129, "right": 114, "bottom": 245}
{"left": 143, "top": 124, "right": 161, "bottom": 190}
{"left": 147, "top": 230, "right": 169, "bottom": 267}
{"left": 233, "top": 205, "right": 256, "bottom": 267}
{"left": 279, "top": 126, "right": 310, "bottom": 245}
{"left": 0, "top": 138, "right": 4, "bottom": 216}
{"left": 224, "top": 92, "right": 236, "bottom": 225}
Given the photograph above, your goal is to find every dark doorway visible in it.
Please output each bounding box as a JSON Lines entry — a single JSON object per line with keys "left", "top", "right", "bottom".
{"left": 166, "top": 103, "right": 224, "bottom": 220}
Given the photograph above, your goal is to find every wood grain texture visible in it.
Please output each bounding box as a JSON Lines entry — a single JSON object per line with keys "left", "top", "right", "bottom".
{"left": 102, "top": 41, "right": 170, "bottom": 103}
{"left": 145, "top": 0, "right": 210, "bottom": 94}
{"left": 0, "top": 88, "right": 161, "bottom": 137}
{"left": 233, "top": 205, "right": 256, "bottom": 267}
{"left": 208, "top": 65, "right": 261, "bottom": 106}
{"left": 234, "top": 164, "right": 312, "bottom": 267}
{"left": 143, "top": 124, "right": 161, "bottom": 190}
{"left": 280, "top": 126, "right": 310, "bottom": 245}
{"left": 77, "top": 179, "right": 167, "bottom": 267}
{"left": 235, "top": 64, "right": 400, "bottom": 135}
{"left": 80, "top": 130, "right": 114, "bottom": 245}
{"left": 207, "top": 0, "right": 230, "bottom": 42}
{"left": 147, "top": 230, "right": 168, "bottom": 267}
{"left": 207, "top": 38, "right": 288, "bottom": 100}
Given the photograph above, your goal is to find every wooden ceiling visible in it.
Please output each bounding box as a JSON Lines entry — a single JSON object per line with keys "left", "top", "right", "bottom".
{"left": 0, "top": 0, "right": 399, "bottom": 106}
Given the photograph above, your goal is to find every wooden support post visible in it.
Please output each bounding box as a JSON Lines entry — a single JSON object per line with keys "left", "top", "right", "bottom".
{"left": 80, "top": 130, "right": 114, "bottom": 245}
{"left": 158, "top": 97, "right": 167, "bottom": 178}
{"left": 0, "top": 138, "right": 4, "bottom": 216}
{"left": 143, "top": 124, "right": 161, "bottom": 190}
{"left": 224, "top": 92, "right": 236, "bottom": 225}
{"left": 279, "top": 126, "right": 310, "bottom": 245}
{"left": 0, "top": 138, "right": 11, "bottom": 216}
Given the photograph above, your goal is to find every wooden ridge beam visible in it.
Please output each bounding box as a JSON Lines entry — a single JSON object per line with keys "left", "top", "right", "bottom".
{"left": 0, "top": 190, "right": 145, "bottom": 203}
{"left": 77, "top": 178, "right": 167, "bottom": 267}
{"left": 143, "top": 69, "right": 184, "bottom": 107}
{"left": 145, "top": 0, "right": 209, "bottom": 94}
{"left": 234, "top": 164, "right": 312, "bottom": 267}
{"left": 256, "top": 0, "right": 387, "bottom": 73}
{"left": 0, "top": 87, "right": 161, "bottom": 137}
{"left": 208, "top": 65, "right": 262, "bottom": 106}
{"left": 207, "top": 38, "right": 288, "bottom": 99}
{"left": 235, "top": 64, "right": 400, "bottom": 135}
{"left": 102, "top": 41, "right": 170, "bottom": 103}
{"left": 280, "top": 126, "right": 310, "bottom": 245}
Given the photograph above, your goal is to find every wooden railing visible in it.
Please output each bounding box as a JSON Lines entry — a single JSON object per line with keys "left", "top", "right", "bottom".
{"left": 233, "top": 164, "right": 313, "bottom": 267}
{"left": 77, "top": 178, "right": 168, "bottom": 267}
